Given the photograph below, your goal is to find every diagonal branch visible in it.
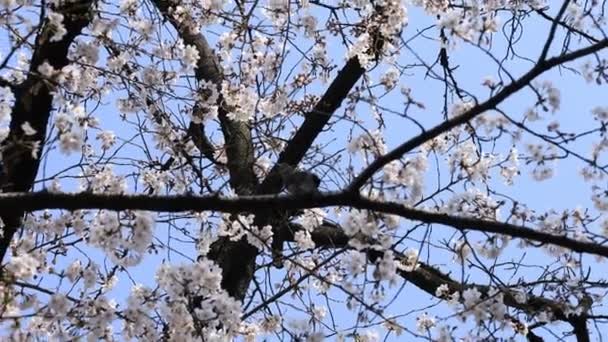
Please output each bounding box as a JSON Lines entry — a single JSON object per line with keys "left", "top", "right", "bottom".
{"left": 250, "top": 23, "right": 382, "bottom": 289}
{"left": 533, "top": 6, "right": 599, "bottom": 44}
{"left": 151, "top": 0, "right": 260, "bottom": 300}
{"left": 286, "top": 221, "right": 588, "bottom": 340}
{"left": 257, "top": 57, "right": 365, "bottom": 194}
{"left": 537, "top": 0, "right": 571, "bottom": 64}
{"left": 0, "top": 0, "right": 94, "bottom": 264}
{"left": 151, "top": 0, "right": 257, "bottom": 195}
{"left": 348, "top": 38, "right": 608, "bottom": 191}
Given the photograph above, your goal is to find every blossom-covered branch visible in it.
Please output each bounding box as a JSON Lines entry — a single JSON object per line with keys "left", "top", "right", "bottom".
{"left": 285, "top": 221, "right": 587, "bottom": 341}
{"left": 151, "top": 0, "right": 258, "bottom": 194}
{"left": 1, "top": 191, "right": 607, "bottom": 260}
{"left": 151, "top": 0, "right": 262, "bottom": 299}
{"left": 0, "top": 0, "right": 94, "bottom": 263}
{"left": 349, "top": 38, "right": 608, "bottom": 191}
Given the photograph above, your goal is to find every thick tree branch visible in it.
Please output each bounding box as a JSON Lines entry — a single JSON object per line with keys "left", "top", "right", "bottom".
{"left": 287, "top": 221, "right": 587, "bottom": 340}
{"left": 348, "top": 38, "right": 608, "bottom": 191}
{"left": 0, "top": 0, "right": 94, "bottom": 263}
{"left": 255, "top": 55, "right": 367, "bottom": 271}
{"left": 250, "top": 22, "right": 384, "bottom": 284}
{"left": 570, "top": 316, "right": 590, "bottom": 342}
{"left": 2, "top": 191, "right": 608, "bottom": 259}
{"left": 0, "top": 78, "right": 11, "bottom": 89}
{"left": 257, "top": 57, "right": 365, "bottom": 194}
{"left": 152, "top": 0, "right": 260, "bottom": 300}
{"left": 151, "top": 0, "right": 257, "bottom": 195}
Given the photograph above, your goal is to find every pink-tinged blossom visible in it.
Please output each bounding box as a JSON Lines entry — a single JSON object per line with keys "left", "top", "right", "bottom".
{"left": 358, "top": 330, "right": 380, "bottom": 342}
{"left": 37, "top": 61, "right": 55, "bottom": 78}
{"left": 380, "top": 66, "right": 400, "bottom": 90}
{"left": 47, "top": 12, "right": 67, "bottom": 42}
{"left": 296, "top": 208, "right": 326, "bottom": 231}
{"left": 300, "top": 13, "right": 317, "bottom": 37}
{"left": 73, "top": 41, "right": 100, "bottom": 65}
{"left": 48, "top": 294, "right": 70, "bottom": 317}
{"left": 462, "top": 287, "right": 482, "bottom": 308}
{"left": 181, "top": 44, "right": 200, "bottom": 71}
{"left": 0, "top": 86, "right": 14, "bottom": 123}
{"left": 20, "top": 121, "right": 36, "bottom": 136}
{"left": 348, "top": 130, "right": 387, "bottom": 157}
{"left": 374, "top": 250, "right": 398, "bottom": 284}
{"left": 566, "top": 2, "right": 584, "bottom": 29}
{"left": 592, "top": 106, "right": 608, "bottom": 121}
{"left": 343, "top": 209, "right": 377, "bottom": 237}
{"left": 294, "top": 230, "right": 315, "bottom": 250}
{"left": 6, "top": 254, "right": 39, "bottom": 279}
{"left": 96, "top": 130, "right": 116, "bottom": 150}
{"left": 435, "top": 284, "right": 450, "bottom": 298}
{"left": 59, "top": 129, "right": 84, "bottom": 154}
{"left": 222, "top": 81, "right": 257, "bottom": 122}
{"left": 259, "top": 88, "right": 289, "bottom": 118}
{"left": 65, "top": 260, "right": 82, "bottom": 282}
{"left": 344, "top": 250, "right": 366, "bottom": 275}
{"left": 398, "top": 248, "right": 420, "bottom": 272}
{"left": 416, "top": 312, "right": 436, "bottom": 333}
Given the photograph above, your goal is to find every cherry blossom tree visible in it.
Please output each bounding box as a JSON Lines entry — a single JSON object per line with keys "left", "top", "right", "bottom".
{"left": 1, "top": 0, "right": 608, "bottom": 340}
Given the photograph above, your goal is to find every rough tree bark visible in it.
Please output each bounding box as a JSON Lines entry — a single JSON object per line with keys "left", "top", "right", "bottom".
{"left": 0, "top": 0, "right": 94, "bottom": 266}
{"left": 151, "top": 0, "right": 373, "bottom": 301}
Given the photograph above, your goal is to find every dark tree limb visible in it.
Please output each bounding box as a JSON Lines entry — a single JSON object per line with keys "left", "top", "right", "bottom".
{"left": 569, "top": 316, "right": 590, "bottom": 342}
{"left": 348, "top": 38, "right": 608, "bottom": 191}
{"left": 0, "top": 78, "right": 12, "bottom": 89}
{"left": 187, "top": 121, "right": 217, "bottom": 163}
{"left": 288, "top": 221, "right": 588, "bottom": 341}
{"left": 1, "top": 191, "right": 608, "bottom": 260}
{"left": 527, "top": 331, "right": 544, "bottom": 342}
{"left": 151, "top": 0, "right": 259, "bottom": 300}
{"left": 257, "top": 57, "right": 365, "bottom": 195}
{"left": 149, "top": 2, "right": 377, "bottom": 296}
{"left": 151, "top": 0, "right": 257, "bottom": 195}
{"left": 0, "top": 0, "right": 94, "bottom": 264}
{"left": 252, "top": 18, "right": 383, "bottom": 273}
{"left": 537, "top": 0, "right": 571, "bottom": 64}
